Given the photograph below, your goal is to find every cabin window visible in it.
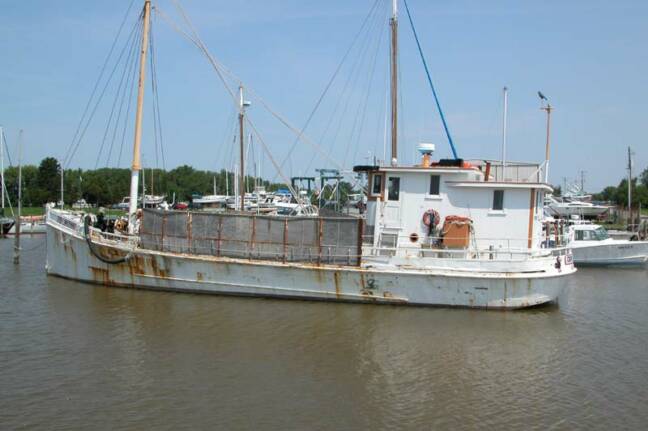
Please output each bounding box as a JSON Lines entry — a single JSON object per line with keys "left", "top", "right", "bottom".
{"left": 429, "top": 175, "right": 440, "bottom": 195}
{"left": 575, "top": 230, "right": 584, "bottom": 241}
{"left": 387, "top": 177, "right": 400, "bottom": 201}
{"left": 492, "top": 190, "right": 504, "bottom": 211}
{"left": 371, "top": 174, "right": 383, "bottom": 196}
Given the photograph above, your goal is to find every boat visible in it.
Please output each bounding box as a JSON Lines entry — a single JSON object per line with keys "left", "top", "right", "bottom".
{"left": 72, "top": 199, "right": 93, "bottom": 209}
{"left": 45, "top": 0, "right": 575, "bottom": 309}
{"left": 0, "top": 211, "right": 14, "bottom": 235}
{"left": 0, "top": 126, "right": 14, "bottom": 235}
{"left": 192, "top": 194, "right": 228, "bottom": 208}
{"left": 8, "top": 216, "right": 46, "bottom": 235}
{"left": 568, "top": 223, "right": 648, "bottom": 266}
{"left": 545, "top": 195, "right": 609, "bottom": 219}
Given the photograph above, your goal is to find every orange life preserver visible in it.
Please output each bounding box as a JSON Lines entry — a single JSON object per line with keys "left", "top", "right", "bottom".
{"left": 422, "top": 209, "right": 441, "bottom": 228}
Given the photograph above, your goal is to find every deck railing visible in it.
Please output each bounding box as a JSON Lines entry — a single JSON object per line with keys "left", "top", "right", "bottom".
{"left": 47, "top": 209, "right": 568, "bottom": 265}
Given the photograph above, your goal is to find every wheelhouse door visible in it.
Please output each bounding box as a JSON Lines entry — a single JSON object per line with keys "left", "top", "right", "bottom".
{"left": 383, "top": 176, "right": 401, "bottom": 228}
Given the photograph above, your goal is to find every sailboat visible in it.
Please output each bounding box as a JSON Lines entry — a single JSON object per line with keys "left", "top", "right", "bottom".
{"left": 0, "top": 127, "right": 15, "bottom": 235}
{"left": 45, "top": 0, "right": 575, "bottom": 309}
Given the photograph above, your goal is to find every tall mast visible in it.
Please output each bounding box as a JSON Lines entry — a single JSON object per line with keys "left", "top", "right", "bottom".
{"left": 60, "top": 163, "right": 64, "bottom": 208}
{"left": 501, "top": 87, "right": 508, "bottom": 179}
{"left": 238, "top": 85, "right": 248, "bottom": 211}
{"left": 390, "top": 0, "right": 398, "bottom": 165}
{"left": 628, "top": 146, "right": 633, "bottom": 227}
{"left": 128, "top": 0, "right": 152, "bottom": 232}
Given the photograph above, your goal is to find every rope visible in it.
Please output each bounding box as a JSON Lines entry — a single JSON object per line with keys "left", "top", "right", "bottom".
{"left": 84, "top": 215, "right": 132, "bottom": 265}
{"left": 402, "top": 0, "right": 458, "bottom": 159}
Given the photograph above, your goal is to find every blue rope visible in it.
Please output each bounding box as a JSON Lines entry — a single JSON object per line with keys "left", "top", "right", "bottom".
{"left": 402, "top": 0, "right": 458, "bottom": 159}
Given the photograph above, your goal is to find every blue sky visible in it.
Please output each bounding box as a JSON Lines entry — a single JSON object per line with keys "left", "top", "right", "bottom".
{"left": 1, "top": 0, "right": 646, "bottom": 191}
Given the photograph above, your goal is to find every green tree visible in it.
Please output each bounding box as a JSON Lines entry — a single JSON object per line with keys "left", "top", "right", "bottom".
{"left": 640, "top": 167, "right": 648, "bottom": 188}
{"left": 37, "top": 157, "right": 61, "bottom": 203}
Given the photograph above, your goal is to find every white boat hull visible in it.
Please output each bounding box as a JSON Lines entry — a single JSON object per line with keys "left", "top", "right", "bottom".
{"left": 9, "top": 222, "right": 46, "bottom": 234}
{"left": 572, "top": 242, "right": 648, "bottom": 266}
{"left": 46, "top": 220, "right": 574, "bottom": 310}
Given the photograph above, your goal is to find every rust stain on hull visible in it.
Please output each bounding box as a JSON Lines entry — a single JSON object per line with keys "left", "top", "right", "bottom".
{"left": 333, "top": 271, "right": 341, "bottom": 299}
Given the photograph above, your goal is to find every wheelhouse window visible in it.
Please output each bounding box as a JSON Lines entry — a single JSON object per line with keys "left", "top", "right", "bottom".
{"left": 594, "top": 227, "right": 610, "bottom": 240}
{"left": 371, "top": 174, "right": 383, "bottom": 196}
{"left": 429, "top": 175, "right": 440, "bottom": 195}
{"left": 387, "top": 177, "right": 400, "bottom": 201}
{"left": 492, "top": 190, "right": 504, "bottom": 211}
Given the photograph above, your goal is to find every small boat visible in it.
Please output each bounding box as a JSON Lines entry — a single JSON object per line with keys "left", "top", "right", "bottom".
{"left": 0, "top": 213, "right": 14, "bottom": 235}
{"left": 8, "top": 216, "right": 46, "bottom": 235}
{"left": 568, "top": 223, "right": 648, "bottom": 266}
{"left": 545, "top": 195, "right": 609, "bottom": 219}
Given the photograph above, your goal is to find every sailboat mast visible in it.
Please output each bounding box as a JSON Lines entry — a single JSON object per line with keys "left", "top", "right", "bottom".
{"left": 390, "top": 0, "right": 398, "bottom": 164}
{"left": 501, "top": 87, "right": 508, "bottom": 178}
{"left": 238, "top": 85, "right": 245, "bottom": 211}
{"left": 128, "top": 0, "right": 152, "bottom": 232}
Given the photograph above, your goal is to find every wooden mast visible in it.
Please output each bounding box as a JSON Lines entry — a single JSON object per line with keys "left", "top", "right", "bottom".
{"left": 128, "top": 0, "right": 152, "bottom": 232}
{"left": 390, "top": 0, "right": 398, "bottom": 165}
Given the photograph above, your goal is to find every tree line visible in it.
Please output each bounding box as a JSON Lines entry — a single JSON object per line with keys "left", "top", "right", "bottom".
{"left": 1, "top": 157, "right": 289, "bottom": 207}
{"left": 592, "top": 166, "right": 648, "bottom": 208}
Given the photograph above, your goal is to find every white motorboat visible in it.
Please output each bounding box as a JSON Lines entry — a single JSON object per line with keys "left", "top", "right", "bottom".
{"left": 545, "top": 195, "right": 609, "bottom": 219}
{"left": 192, "top": 194, "right": 227, "bottom": 207}
{"left": 568, "top": 223, "right": 648, "bottom": 266}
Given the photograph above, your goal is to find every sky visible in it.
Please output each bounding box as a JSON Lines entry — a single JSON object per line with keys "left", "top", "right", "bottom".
{"left": 1, "top": 0, "right": 647, "bottom": 192}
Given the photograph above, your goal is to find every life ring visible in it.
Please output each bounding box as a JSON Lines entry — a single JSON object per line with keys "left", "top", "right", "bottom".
{"left": 422, "top": 209, "right": 441, "bottom": 228}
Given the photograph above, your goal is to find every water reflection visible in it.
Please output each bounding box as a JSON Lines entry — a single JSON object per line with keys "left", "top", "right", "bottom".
{"left": 1, "top": 237, "right": 647, "bottom": 430}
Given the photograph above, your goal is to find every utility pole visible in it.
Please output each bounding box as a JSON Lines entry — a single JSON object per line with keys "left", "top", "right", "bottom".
{"left": 541, "top": 103, "right": 552, "bottom": 183}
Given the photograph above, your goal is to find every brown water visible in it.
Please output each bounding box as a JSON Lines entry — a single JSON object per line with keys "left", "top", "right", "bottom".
{"left": 1, "top": 237, "right": 648, "bottom": 430}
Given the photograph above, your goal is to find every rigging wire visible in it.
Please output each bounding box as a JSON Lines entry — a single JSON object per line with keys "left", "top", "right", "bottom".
{"left": 158, "top": 2, "right": 343, "bottom": 170}
{"left": 95, "top": 20, "right": 142, "bottom": 169}
{"left": 62, "top": 0, "right": 139, "bottom": 168}
{"left": 329, "top": 4, "right": 383, "bottom": 159}
{"left": 338, "top": 1, "right": 385, "bottom": 168}
{"left": 149, "top": 15, "right": 167, "bottom": 171}
{"left": 402, "top": 0, "right": 458, "bottom": 159}
{"left": 116, "top": 25, "right": 143, "bottom": 167}
{"left": 106, "top": 24, "right": 141, "bottom": 167}
{"left": 273, "top": 0, "right": 383, "bottom": 178}
{"left": 349, "top": 4, "right": 389, "bottom": 167}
